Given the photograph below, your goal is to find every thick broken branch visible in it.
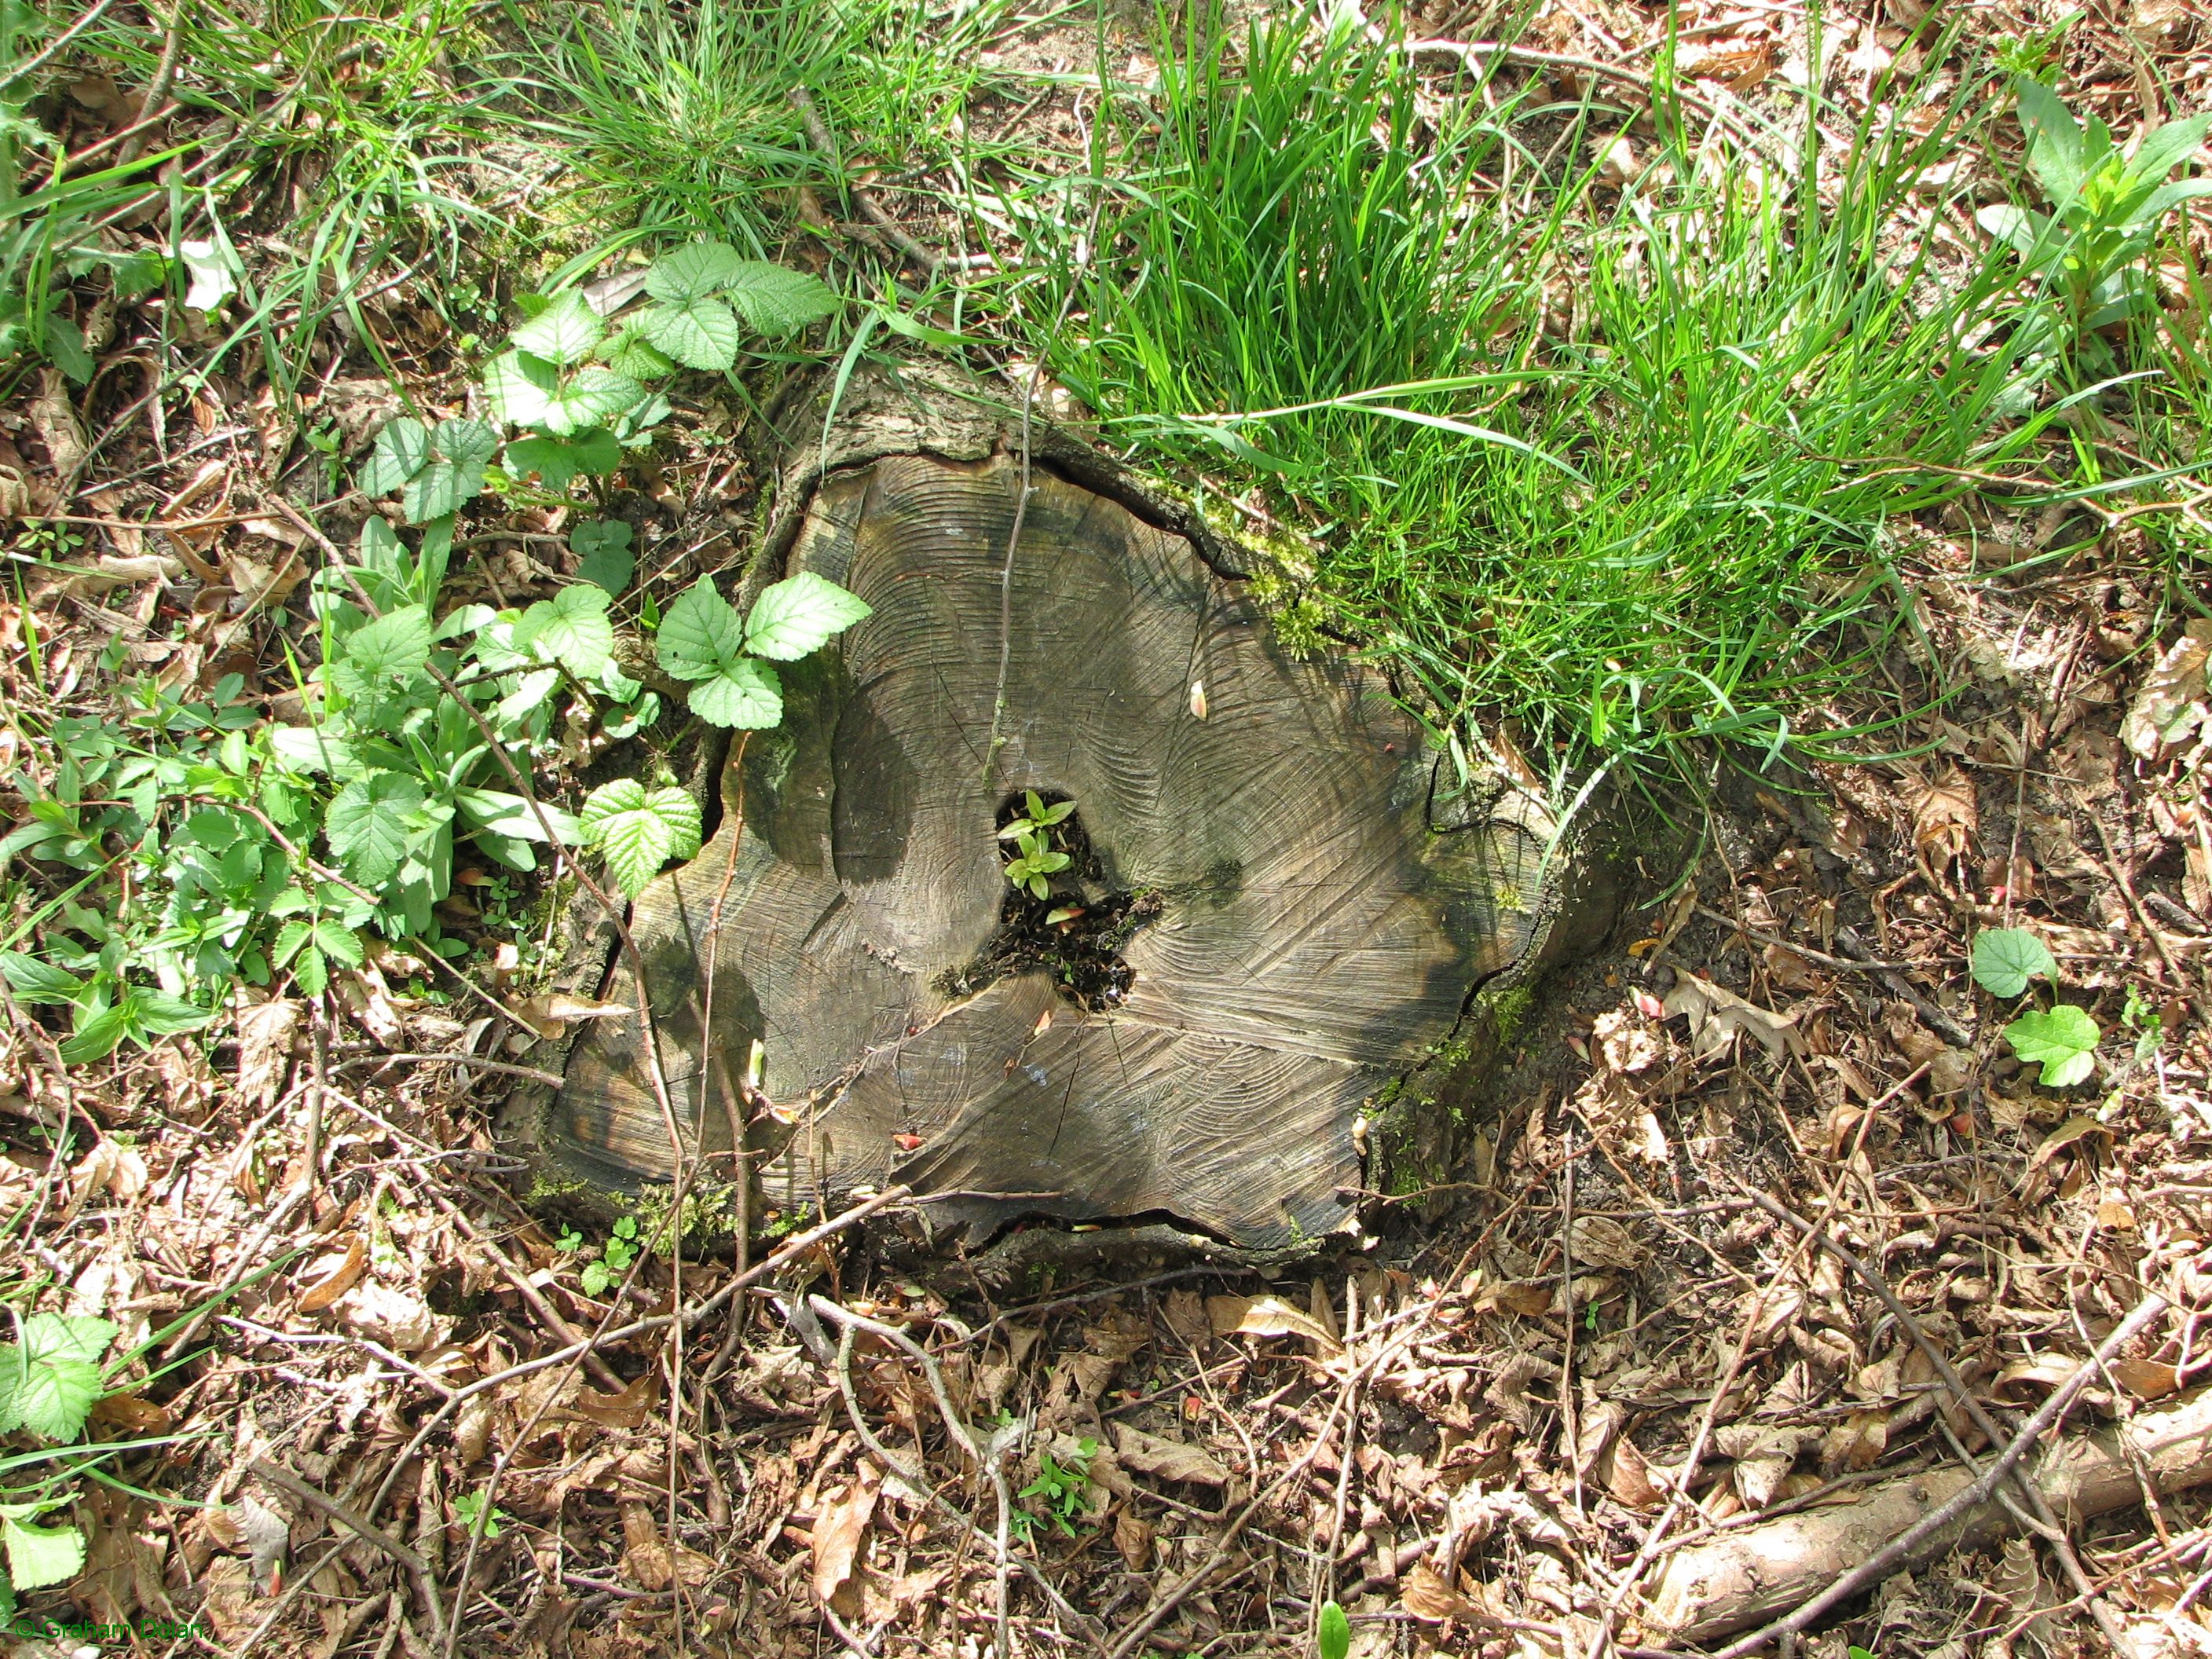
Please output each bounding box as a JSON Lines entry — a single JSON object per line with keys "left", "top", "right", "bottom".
{"left": 1646, "top": 1348, "right": 2206, "bottom": 1646}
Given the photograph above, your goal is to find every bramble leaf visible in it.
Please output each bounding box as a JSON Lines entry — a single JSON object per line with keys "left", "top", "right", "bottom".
{"left": 744, "top": 572, "right": 871, "bottom": 661}
{"left": 687, "top": 657, "right": 783, "bottom": 728}
{"left": 509, "top": 290, "right": 605, "bottom": 367}
{"left": 2, "top": 1511, "right": 86, "bottom": 1591}
{"left": 572, "top": 519, "right": 635, "bottom": 593}
{"left": 580, "top": 780, "right": 703, "bottom": 898}
{"left": 360, "top": 417, "right": 432, "bottom": 493}
{"left": 646, "top": 241, "right": 745, "bottom": 304}
{"left": 656, "top": 580, "right": 745, "bottom": 682}
{"left": 522, "top": 584, "right": 616, "bottom": 679}
{"left": 720, "top": 260, "right": 840, "bottom": 337}
{"left": 637, "top": 297, "right": 742, "bottom": 372}
{"left": 327, "top": 771, "right": 428, "bottom": 885}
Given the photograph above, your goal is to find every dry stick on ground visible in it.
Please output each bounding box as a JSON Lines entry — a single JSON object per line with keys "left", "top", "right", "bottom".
{"left": 249, "top": 1458, "right": 446, "bottom": 1643}
{"left": 1103, "top": 1321, "right": 1433, "bottom": 1659}
{"left": 339, "top": 1052, "right": 567, "bottom": 1089}
{"left": 1833, "top": 924, "right": 1976, "bottom": 1047}
{"left": 1739, "top": 1187, "right": 2133, "bottom": 1655}
{"left": 1590, "top": 1214, "right": 1833, "bottom": 1659}
{"left": 808, "top": 1296, "right": 1023, "bottom": 1659}
{"left": 1691, "top": 905, "right": 1919, "bottom": 972}
{"left": 2089, "top": 810, "right": 2194, "bottom": 991}
{"left": 427, "top": 1193, "right": 626, "bottom": 1393}
{"left": 788, "top": 86, "right": 960, "bottom": 273}
{"left": 1703, "top": 1294, "right": 2171, "bottom": 1659}
{"left": 228, "top": 1185, "right": 910, "bottom": 1658}
{"left": 811, "top": 1314, "right": 1101, "bottom": 1651}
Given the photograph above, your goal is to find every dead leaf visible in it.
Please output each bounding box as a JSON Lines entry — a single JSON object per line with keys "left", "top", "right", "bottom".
{"left": 1906, "top": 763, "right": 1979, "bottom": 870}
{"left": 234, "top": 998, "right": 298, "bottom": 1113}
{"left": 1595, "top": 132, "right": 1635, "bottom": 187}
{"left": 568, "top": 1372, "right": 662, "bottom": 1432}
{"left": 90, "top": 1392, "right": 173, "bottom": 1435}
{"left": 2028, "top": 1114, "right": 2112, "bottom": 1170}
{"left": 511, "top": 993, "right": 632, "bottom": 1037}
{"left": 1163, "top": 1288, "right": 1209, "bottom": 1348}
{"left": 1992, "top": 1534, "right": 2059, "bottom": 1654}
{"left": 1568, "top": 1215, "right": 1646, "bottom": 1270}
{"left": 2122, "top": 621, "right": 2211, "bottom": 759}
{"left": 336, "top": 1280, "right": 445, "bottom": 1353}
{"left": 296, "top": 1236, "right": 368, "bottom": 1313}
{"left": 1600, "top": 1432, "right": 1663, "bottom": 1509}
{"left": 1662, "top": 970, "right": 1807, "bottom": 1060}
{"left": 239, "top": 1494, "right": 290, "bottom": 1591}
{"left": 1112, "top": 1506, "right": 1153, "bottom": 1570}
{"left": 1820, "top": 1409, "right": 1888, "bottom": 1474}
{"left": 2109, "top": 1358, "right": 2179, "bottom": 1401}
{"left": 1207, "top": 1293, "right": 1344, "bottom": 1356}
{"left": 1714, "top": 1424, "right": 1813, "bottom": 1509}
{"left": 621, "top": 1499, "right": 716, "bottom": 1592}
{"left": 1402, "top": 1558, "right": 1482, "bottom": 1623}
{"left": 29, "top": 368, "right": 89, "bottom": 477}
{"left": 1112, "top": 1424, "right": 1230, "bottom": 1487}
{"left": 811, "top": 1474, "right": 881, "bottom": 1613}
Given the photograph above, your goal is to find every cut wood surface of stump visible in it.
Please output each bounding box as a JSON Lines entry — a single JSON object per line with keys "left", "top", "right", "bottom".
{"left": 544, "top": 449, "right": 1563, "bottom": 1251}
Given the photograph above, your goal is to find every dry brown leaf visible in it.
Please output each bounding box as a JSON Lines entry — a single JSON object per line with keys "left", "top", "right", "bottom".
{"left": 511, "top": 993, "right": 632, "bottom": 1037}
{"left": 2028, "top": 1114, "right": 2112, "bottom": 1170}
{"left": 1112, "top": 1506, "right": 1154, "bottom": 1571}
{"left": 1478, "top": 1278, "right": 1556, "bottom": 1318}
{"left": 1402, "top": 1558, "right": 1482, "bottom": 1623}
{"left": 2110, "top": 1358, "right": 2180, "bottom": 1401}
{"left": 569, "top": 1371, "right": 662, "bottom": 1432}
{"left": 1112, "top": 1424, "right": 1230, "bottom": 1487}
{"left": 1906, "top": 763, "right": 1978, "bottom": 868}
{"left": 336, "top": 1280, "right": 445, "bottom": 1352}
{"left": 622, "top": 1499, "right": 716, "bottom": 1592}
{"left": 296, "top": 1236, "right": 368, "bottom": 1313}
{"left": 1568, "top": 1215, "right": 1646, "bottom": 1270}
{"left": 1163, "top": 1288, "right": 1210, "bottom": 1348}
{"left": 1207, "top": 1293, "right": 1343, "bottom": 1355}
{"left": 29, "top": 368, "right": 89, "bottom": 477}
{"left": 811, "top": 1474, "right": 881, "bottom": 1612}
{"left": 234, "top": 998, "right": 298, "bottom": 1114}
{"left": 2122, "top": 621, "right": 2212, "bottom": 759}
{"left": 1662, "top": 970, "right": 1807, "bottom": 1061}
{"left": 1820, "top": 1408, "right": 1888, "bottom": 1474}
{"left": 1600, "top": 1431, "right": 1663, "bottom": 1509}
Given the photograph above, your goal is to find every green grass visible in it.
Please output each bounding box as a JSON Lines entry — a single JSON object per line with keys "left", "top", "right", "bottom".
{"left": 1007, "top": 9, "right": 2150, "bottom": 802}
{"left": 71, "top": 0, "right": 522, "bottom": 395}
{"left": 506, "top": 0, "right": 1016, "bottom": 258}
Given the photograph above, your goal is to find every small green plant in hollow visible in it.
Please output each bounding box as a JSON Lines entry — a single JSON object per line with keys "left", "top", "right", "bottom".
{"left": 1000, "top": 790, "right": 1074, "bottom": 900}
{"left": 1972, "top": 927, "right": 2102, "bottom": 1088}
{"left": 1978, "top": 78, "right": 2212, "bottom": 372}
{"left": 450, "top": 1489, "right": 511, "bottom": 1539}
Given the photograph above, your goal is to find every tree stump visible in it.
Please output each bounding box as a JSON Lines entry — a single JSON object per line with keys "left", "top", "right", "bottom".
{"left": 531, "top": 436, "right": 1589, "bottom": 1254}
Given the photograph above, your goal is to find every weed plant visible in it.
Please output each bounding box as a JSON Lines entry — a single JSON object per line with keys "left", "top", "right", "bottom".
{"left": 1022, "top": 13, "right": 2122, "bottom": 801}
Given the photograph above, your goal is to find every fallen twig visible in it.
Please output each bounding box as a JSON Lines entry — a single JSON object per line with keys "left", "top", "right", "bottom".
{"left": 1706, "top": 1294, "right": 2170, "bottom": 1658}
{"left": 250, "top": 1458, "right": 445, "bottom": 1644}
{"left": 1833, "top": 925, "right": 1974, "bottom": 1047}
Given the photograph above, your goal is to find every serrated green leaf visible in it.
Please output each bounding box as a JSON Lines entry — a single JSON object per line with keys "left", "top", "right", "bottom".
{"left": 360, "top": 417, "right": 431, "bottom": 493}
{"left": 745, "top": 571, "right": 872, "bottom": 661}
{"left": 509, "top": 290, "right": 606, "bottom": 366}
{"left": 434, "top": 418, "right": 500, "bottom": 468}
{"left": 0, "top": 950, "right": 84, "bottom": 1003}
{"left": 0, "top": 1313, "right": 112, "bottom": 1441}
{"left": 1971, "top": 928, "right": 2059, "bottom": 998}
{"left": 572, "top": 518, "right": 635, "bottom": 587}
{"left": 2005, "top": 1004, "right": 2102, "bottom": 1089}
{"left": 646, "top": 240, "right": 745, "bottom": 304}
{"left": 326, "top": 771, "right": 427, "bottom": 885}
{"left": 522, "top": 584, "right": 616, "bottom": 678}
{"left": 656, "top": 580, "right": 745, "bottom": 682}
{"left": 402, "top": 456, "right": 486, "bottom": 524}
{"left": 542, "top": 366, "right": 646, "bottom": 438}
{"left": 720, "top": 261, "right": 840, "bottom": 337}
{"left": 602, "top": 327, "right": 676, "bottom": 380}
{"left": 580, "top": 779, "right": 703, "bottom": 898}
{"left": 334, "top": 603, "right": 432, "bottom": 691}
{"left": 482, "top": 350, "right": 558, "bottom": 427}
{"left": 2, "top": 1513, "right": 86, "bottom": 1590}
{"left": 636, "top": 297, "right": 742, "bottom": 372}
{"left": 505, "top": 430, "right": 621, "bottom": 492}
{"left": 689, "top": 657, "right": 784, "bottom": 728}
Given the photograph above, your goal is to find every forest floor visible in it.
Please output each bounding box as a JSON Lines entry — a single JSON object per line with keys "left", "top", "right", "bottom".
{"left": 2, "top": 0, "right": 2210, "bottom": 1656}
